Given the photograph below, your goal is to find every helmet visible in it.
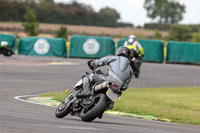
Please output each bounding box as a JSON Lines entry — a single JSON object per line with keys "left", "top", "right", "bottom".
{"left": 1, "top": 41, "right": 8, "bottom": 46}
{"left": 129, "top": 34, "right": 136, "bottom": 39}
{"left": 116, "top": 46, "right": 131, "bottom": 59}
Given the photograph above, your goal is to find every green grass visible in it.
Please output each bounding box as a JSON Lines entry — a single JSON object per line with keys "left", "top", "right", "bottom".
{"left": 40, "top": 87, "right": 200, "bottom": 126}
{"left": 40, "top": 91, "right": 70, "bottom": 102}
{"left": 114, "top": 87, "right": 200, "bottom": 125}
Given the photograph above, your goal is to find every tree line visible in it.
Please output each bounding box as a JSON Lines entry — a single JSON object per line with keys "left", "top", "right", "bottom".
{"left": 0, "top": 0, "right": 133, "bottom": 28}
{"left": 1, "top": 0, "right": 200, "bottom": 42}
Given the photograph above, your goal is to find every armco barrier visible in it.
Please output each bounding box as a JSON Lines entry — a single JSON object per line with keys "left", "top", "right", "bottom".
{"left": 69, "top": 35, "right": 115, "bottom": 58}
{"left": 118, "top": 39, "right": 164, "bottom": 63}
{"left": 18, "top": 37, "right": 67, "bottom": 57}
{"left": 167, "top": 41, "right": 200, "bottom": 64}
{"left": 0, "top": 34, "right": 16, "bottom": 51}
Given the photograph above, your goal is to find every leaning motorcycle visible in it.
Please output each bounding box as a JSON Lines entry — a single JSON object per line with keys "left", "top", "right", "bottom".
{"left": 0, "top": 41, "right": 14, "bottom": 56}
{"left": 55, "top": 69, "right": 121, "bottom": 122}
{"left": 130, "top": 57, "right": 142, "bottom": 78}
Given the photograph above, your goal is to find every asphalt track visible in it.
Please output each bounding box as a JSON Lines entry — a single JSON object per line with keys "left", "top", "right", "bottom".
{"left": 0, "top": 55, "right": 200, "bottom": 133}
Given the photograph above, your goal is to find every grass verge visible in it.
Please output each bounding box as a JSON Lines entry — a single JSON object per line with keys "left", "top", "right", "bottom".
{"left": 40, "top": 87, "right": 200, "bottom": 126}
{"left": 40, "top": 91, "right": 70, "bottom": 102}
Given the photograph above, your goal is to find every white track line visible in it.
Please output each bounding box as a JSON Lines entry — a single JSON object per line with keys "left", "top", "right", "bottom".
{"left": 14, "top": 95, "right": 56, "bottom": 108}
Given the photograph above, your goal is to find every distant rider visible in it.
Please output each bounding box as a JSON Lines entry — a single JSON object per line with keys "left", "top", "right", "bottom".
{"left": 123, "top": 34, "right": 144, "bottom": 73}
{"left": 0, "top": 41, "right": 9, "bottom": 48}
{"left": 124, "top": 34, "right": 144, "bottom": 60}
{"left": 76, "top": 46, "right": 133, "bottom": 97}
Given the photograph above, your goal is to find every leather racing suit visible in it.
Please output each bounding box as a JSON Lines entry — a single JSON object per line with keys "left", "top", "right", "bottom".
{"left": 82, "top": 55, "right": 133, "bottom": 93}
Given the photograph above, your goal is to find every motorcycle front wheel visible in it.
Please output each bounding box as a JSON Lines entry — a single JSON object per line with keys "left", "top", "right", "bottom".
{"left": 55, "top": 92, "right": 73, "bottom": 118}
{"left": 80, "top": 93, "right": 108, "bottom": 122}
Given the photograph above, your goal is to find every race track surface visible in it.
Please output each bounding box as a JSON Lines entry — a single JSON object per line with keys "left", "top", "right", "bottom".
{"left": 0, "top": 55, "right": 200, "bottom": 133}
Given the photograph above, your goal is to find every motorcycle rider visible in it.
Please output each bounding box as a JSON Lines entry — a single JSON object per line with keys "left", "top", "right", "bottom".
{"left": 123, "top": 34, "right": 144, "bottom": 73}
{"left": 124, "top": 34, "right": 144, "bottom": 60}
{"left": 76, "top": 46, "right": 133, "bottom": 97}
{"left": 0, "top": 41, "right": 9, "bottom": 48}
{"left": 0, "top": 41, "right": 14, "bottom": 56}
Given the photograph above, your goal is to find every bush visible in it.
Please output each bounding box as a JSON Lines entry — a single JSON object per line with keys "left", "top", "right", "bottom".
{"left": 144, "top": 23, "right": 170, "bottom": 31}
{"left": 153, "top": 29, "right": 162, "bottom": 40}
{"left": 191, "top": 33, "right": 200, "bottom": 42}
{"left": 55, "top": 26, "right": 68, "bottom": 41}
{"left": 22, "top": 10, "right": 39, "bottom": 36}
{"left": 188, "top": 24, "right": 200, "bottom": 32}
{"left": 169, "top": 24, "right": 192, "bottom": 41}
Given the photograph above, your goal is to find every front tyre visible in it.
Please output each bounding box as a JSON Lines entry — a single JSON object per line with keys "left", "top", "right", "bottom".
{"left": 55, "top": 92, "right": 73, "bottom": 118}
{"left": 80, "top": 93, "right": 108, "bottom": 122}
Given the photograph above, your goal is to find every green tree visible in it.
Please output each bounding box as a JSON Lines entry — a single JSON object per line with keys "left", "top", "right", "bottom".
{"left": 191, "top": 33, "right": 200, "bottom": 42}
{"left": 153, "top": 29, "right": 162, "bottom": 39}
{"left": 55, "top": 26, "right": 68, "bottom": 40}
{"left": 22, "top": 10, "right": 39, "bottom": 36}
{"left": 98, "top": 7, "right": 120, "bottom": 27}
{"left": 144, "top": 0, "right": 185, "bottom": 24}
{"left": 169, "top": 24, "right": 192, "bottom": 41}
{"left": 0, "top": 0, "right": 130, "bottom": 28}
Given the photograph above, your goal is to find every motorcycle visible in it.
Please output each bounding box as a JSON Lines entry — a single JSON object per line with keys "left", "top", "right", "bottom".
{"left": 55, "top": 69, "right": 121, "bottom": 122}
{"left": 0, "top": 41, "right": 14, "bottom": 56}
{"left": 130, "top": 57, "right": 142, "bottom": 78}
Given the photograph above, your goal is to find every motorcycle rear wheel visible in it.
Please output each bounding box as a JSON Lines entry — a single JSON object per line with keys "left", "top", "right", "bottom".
{"left": 134, "top": 69, "right": 140, "bottom": 78}
{"left": 80, "top": 93, "right": 108, "bottom": 122}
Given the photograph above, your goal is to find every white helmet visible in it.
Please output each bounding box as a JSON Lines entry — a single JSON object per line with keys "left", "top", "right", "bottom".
{"left": 0, "top": 41, "right": 8, "bottom": 47}
{"left": 129, "top": 34, "right": 136, "bottom": 39}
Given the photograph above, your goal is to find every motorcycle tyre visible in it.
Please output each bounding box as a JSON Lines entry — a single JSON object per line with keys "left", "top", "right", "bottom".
{"left": 134, "top": 70, "right": 140, "bottom": 78}
{"left": 55, "top": 93, "right": 73, "bottom": 118}
{"left": 134, "top": 63, "right": 140, "bottom": 78}
{"left": 80, "top": 93, "right": 108, "bottom": 122}
{"left": 134, "top": 67, "right": 140, "bottom": 78}
{"left": 2, "top": 47, "right": 13, "bottom": 57}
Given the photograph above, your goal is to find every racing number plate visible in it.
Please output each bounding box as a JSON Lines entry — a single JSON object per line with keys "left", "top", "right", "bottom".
{"left": 106, "top": 88, "right": 118, "bottom": 102}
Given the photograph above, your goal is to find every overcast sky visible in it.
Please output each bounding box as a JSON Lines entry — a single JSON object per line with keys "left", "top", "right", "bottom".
{"left": 54, "top": 0, "right": 200, "bottom": 26}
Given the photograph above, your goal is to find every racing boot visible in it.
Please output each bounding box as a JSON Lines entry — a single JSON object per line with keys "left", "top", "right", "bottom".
{"left": 76, "top": 83, "right": 91, "bottom": 98}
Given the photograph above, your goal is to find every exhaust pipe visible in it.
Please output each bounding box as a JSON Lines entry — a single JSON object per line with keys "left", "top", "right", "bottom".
{"left": 94, "top": 81, "right": 110, "bottom": 92}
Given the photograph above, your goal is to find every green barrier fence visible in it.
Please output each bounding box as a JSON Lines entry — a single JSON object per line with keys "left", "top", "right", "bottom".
{"left": 0, "top": 34, "right": 16, "bottom": 51}
{"left": 118, "top": 39, "right": 164, "bottom": 63}
{"left": 69, "top": 35, "right": 115, "bottom": 58}
{"left": 18, "top": 37, "right": 67, "bottom": 57}
{"left": 167, "top": 41, "right": 200, "bottom": 64}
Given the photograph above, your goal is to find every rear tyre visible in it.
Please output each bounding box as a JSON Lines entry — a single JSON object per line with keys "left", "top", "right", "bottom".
{"left": 134, "top": 69, "right": 140, "bottom": 78}
{"left": 55, "top": 92, "right": 73, "bottom": 118}
{"left": 2, "top": 47, "right": 13, "bottom": 56}
{"left": 134, "top": 60, "right": 142, "bottom": 78}
{"left": 80, "top": 93, "right": 108, "bottom": 122}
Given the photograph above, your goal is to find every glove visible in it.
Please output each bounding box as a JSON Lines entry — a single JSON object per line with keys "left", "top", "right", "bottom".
{"left": 138, "top": 54, "right": 144, "bottom": 60}
{"left": 138, "top": 56, "right": 143, "bottom": 60}
{"left": 87, "top": 60, "right": 95, "bottom": 70}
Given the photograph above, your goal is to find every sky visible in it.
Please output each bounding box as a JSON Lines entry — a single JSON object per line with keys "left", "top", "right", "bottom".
{"left": 54, "top": 0, "right": 200, "bottom": 27}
